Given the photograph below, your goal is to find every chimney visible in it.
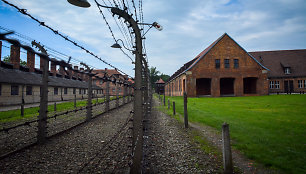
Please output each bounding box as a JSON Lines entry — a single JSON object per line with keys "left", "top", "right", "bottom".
{"left": 50, "top": 59, "right": 57, "bottom": 76}
{"left": 68, "top": 64, "right": 73, "bottom": 79}
{"left": 80, "top": 68, "right": 84, "bottom": 80}
{"left": 39, "top": 55, "right": 49, "bottom": 72}
{"left": 27, "top": 50, "right": 35, "bottom": 72}
{"left": 74, "top": 66, "right": 79, "bottom": 79}
{"left": 10, "top": 45, "right": 20, "bottom": 69}
{"left": 59, "top": 65, "right": 65, "bottom": 78}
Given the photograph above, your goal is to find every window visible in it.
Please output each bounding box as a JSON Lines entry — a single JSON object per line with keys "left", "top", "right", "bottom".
{"left": 0, "top": 84, "right": 1, "bottom": 96}
{"left": 298, "top": 80, "right": 303, "bottom": 88}
{"left": 224, "top": 59, "right": 230, "bottom": 68}
{"left": 234, "top": 59, "right": 239, "bottom": 68}
{"left": 215, "top": 59, "right": 220, "bottom": 69}
{"left": 54, "top": 87, "right": 58, "bottom": 95}
{"left": 99, "top": 80, "right": 103, "bottom": 85}
{"left": 11, "top": 85, "right": 19, "bottom": 95}
{"left": 304, "top": 80, "right": 306, "bottom": 88}
{"left": 275, "top": 81, "right": 280, "bottom": 89}
{"left": 118, "top": 87, "right": 121, "bottom": 92}
{"left": 26, "top": 86, "right": 32, "bottom": 95}
{"left": 79, "top": 88, "right": 82, "bottom": 94}
{"left": 269, "top": 81, "right": 274, "bottom": 89}
{"left": 64, "top": 87, "right": 68, "bottom": 94}
{"left": 73, "top": 88, "right": 76, "bottom": 94}
{"left": 284, "top": 67, "right": 291, "bottom": 74}
{"left": 84, "top": 89, "right": 87, "bottom": 94}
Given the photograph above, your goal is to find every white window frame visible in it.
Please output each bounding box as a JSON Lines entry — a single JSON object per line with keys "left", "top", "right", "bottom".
{"left": 275, "top": 81, "right": 280, "bottom": 89}
{"left": 284, "top": 67, "right": 291, "bottom": 74}
{"left": 298, "top": 80, "right": 303, "bottom": 88}
{"left": 269, "top": 81, "right": 274, "bottom": 89}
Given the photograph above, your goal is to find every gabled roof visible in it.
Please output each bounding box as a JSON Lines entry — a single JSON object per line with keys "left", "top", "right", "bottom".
{"left": 167, "top": 33, "right": 269, "bottom": 83}
{"left": 185, "top": 33, "right": 268, "bottom": 72}
{"left": 155, "top": 78, "right": 165, "bottom": 84}
{"left": 249, "top": 49, "right": 306, "bottom": 77}
{"left": 92, "top": 69, "right": 121, "bottom": 77}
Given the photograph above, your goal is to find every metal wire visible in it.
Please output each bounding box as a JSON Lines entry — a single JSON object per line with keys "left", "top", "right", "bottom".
{"left": 0, "top": 0, "right": 130, "bottom": 77}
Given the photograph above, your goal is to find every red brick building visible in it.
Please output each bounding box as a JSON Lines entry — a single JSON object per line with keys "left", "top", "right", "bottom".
{"left": 92, "top": 69, "right": 130, "bottom": 96}
{"left": 250, "top": 49, "right": 306, "bottom": 94}
{"left": 165, "top": 33, "right": 269, "bottom": 97}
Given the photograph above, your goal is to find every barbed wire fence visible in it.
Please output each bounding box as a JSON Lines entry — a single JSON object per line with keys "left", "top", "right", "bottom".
{"left": 0, "top": 0, "right": 154, "bottom": 172}
{"left": 0, "top": 33, "right": 134, "bottom": 159}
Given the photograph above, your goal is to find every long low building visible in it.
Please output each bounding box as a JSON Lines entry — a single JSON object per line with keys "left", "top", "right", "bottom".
{"left": 0, "top": 42, "right": 103, "bottom": 106}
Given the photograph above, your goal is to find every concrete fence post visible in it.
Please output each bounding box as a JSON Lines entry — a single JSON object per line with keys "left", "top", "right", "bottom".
{"left": 74, "top": 94, "right": 77, "bottom": 108}
{"left": 168, "top": 99, "right": 170, "bottom": 109}
{"left": 86, "top": 74, "right": 92, "bottom": 121}
{"left": 105, "top": 78, "right": 110, "bottom": 112}
{"left": 222, "top": 123, "right": 233, "bottom": 174}
{"left": 54, "top": 102, "right": 57, "bottom": 112}
{"left": 184, "top": 92, "right": 188, "bottom": 128}
{"left": 163, "top": 93, "right": 166, "bottom": 106}
{"left": 173, "top": 101, "right": 176, "bottom": 115}
{"left": 37, "top": 55, "right": 48, "bottom": 144}
{"left": 21, "top": 85, "right": 24, "bottom": 116}
{"left": 116, "top": 83, "right": 119, "bottom": 108}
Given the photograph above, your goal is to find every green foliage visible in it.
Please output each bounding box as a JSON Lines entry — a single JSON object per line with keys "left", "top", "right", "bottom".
{"left": 2, "top": 55, "right": 27, "bottom": 66}
{"left": 149, "top": 66, "right": 170, "bottom": 89}
{"left": 162, "top": 95, "right": 306, "bottom": 173}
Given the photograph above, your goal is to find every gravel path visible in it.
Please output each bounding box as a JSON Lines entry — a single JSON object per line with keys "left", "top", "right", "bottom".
{"left": 142, "top": 98, "right": 222, "bottom": 173}
{"left": 0, "top": 102, "right": 133, "bottom": 173}
{"left": 0, "top": 97, "right": 129, "bottom": 157}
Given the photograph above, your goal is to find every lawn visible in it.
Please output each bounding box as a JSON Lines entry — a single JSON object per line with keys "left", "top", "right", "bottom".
{"left": 160, "top": 94, "right": 306, "bottom": 173}
{"left": 0, "top": 96, "right": 118, "bottom": 124}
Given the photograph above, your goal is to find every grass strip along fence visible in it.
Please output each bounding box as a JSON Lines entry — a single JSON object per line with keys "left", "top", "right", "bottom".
{"left": 0, "top": 96, "right": 119, "bottom": 125}
{"left": 157, "top": 94, "right": 306, "bottom": 173}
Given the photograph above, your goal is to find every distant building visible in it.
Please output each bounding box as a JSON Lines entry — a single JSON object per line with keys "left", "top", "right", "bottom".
{"left": 92, "top": 69, "right": 132, "bottom": 96}
{"left": 250, "top": 49, "right": 306, "bottom": 94}
{"left": 155, "top": 78, "right": 165, "bottom": 94}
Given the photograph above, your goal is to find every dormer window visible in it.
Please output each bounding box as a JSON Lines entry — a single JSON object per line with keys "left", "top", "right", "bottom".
{"left": 284, "top": 67, "right": 291, "bottom": 74}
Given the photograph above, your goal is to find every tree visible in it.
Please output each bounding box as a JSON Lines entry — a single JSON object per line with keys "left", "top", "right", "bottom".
{"left": 148, "top": 66, "right": 170, "bottom": 89}
{"left": 2, "top": 55, "right": 27, "bottom": 66}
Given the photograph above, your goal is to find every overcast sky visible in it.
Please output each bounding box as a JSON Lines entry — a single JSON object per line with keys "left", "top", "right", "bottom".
{"left": 0, "top": 0, "right": 305, "bottom": 77}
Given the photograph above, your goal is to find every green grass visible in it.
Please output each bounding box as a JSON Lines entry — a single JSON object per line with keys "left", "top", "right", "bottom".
{"left": 159, "top": 94, "right": 306, "bottom": 173}
{"left": 0, "top": 96, "right": 118, "bottom": 124}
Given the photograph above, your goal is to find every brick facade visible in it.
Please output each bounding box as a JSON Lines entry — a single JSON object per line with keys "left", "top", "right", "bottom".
{"left": 165, "top": 33, "right": 269, "bottom": 97}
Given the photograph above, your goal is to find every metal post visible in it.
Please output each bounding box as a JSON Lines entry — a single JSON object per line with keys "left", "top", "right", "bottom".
{"left": 163, "top": 93, "right": 166, "bottom": 106}
{"left": 37, "top": 55, "right": 48, "bottom": 144}
{"left": 54, "top": 102, "right": 57, "bottom": 112}
{"left": 86, "top": 74, "right": 92, "bottom": 121}
{"left": 184, "top": 92, "right": 188, "bottom": 128}
{"left": 222, "top": 123, "right": 233, "bottom": 174}
{"left": 173, "top": 101, "right": 175, "bottom": 115}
